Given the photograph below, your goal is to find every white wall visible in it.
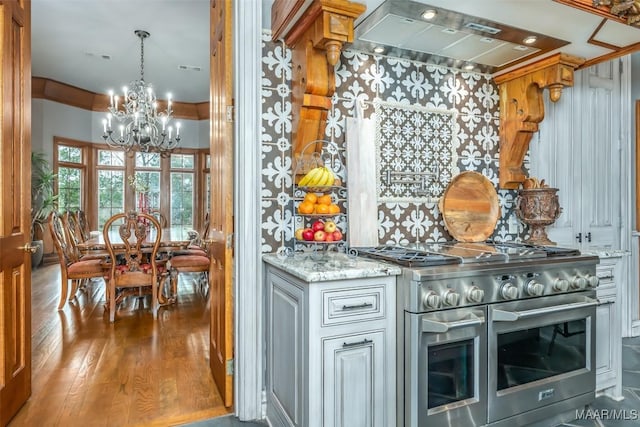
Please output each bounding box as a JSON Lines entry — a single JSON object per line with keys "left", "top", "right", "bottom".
{"left": 31, "top": 98, "right": 209, "bottom": 161}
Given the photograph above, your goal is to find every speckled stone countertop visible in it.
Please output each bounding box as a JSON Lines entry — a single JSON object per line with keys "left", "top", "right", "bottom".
{"left": 263, "top": 252, "right": 402, "bottom": 283}
{"left": 583, "top": 248, "right": 631, "bottom": 259}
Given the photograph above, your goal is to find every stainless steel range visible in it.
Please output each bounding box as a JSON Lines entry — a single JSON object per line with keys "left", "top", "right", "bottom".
{"left": 358, "top": 242, "right": 600, "bottom": 427}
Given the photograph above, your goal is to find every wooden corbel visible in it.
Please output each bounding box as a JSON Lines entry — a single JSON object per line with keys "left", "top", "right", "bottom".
{"left": 271, "top": 0, "right": 366, "bottom": 160}
{"left": 494, "top": 53, "right": 585, "bottom": 189}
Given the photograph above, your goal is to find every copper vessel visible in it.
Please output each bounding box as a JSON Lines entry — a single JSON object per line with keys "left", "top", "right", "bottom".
{"left": 515, "top": 188, "right": 562, "bottom": 246}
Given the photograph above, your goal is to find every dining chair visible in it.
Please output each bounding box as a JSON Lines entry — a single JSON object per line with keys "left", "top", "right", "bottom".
{"left": 174, "top": 212, "right": 210, "bottom": 257}
{"left": 103, "top": 211, "right": 168, "bottom": 322}
{"left": 75, "top": 209, "right": 91, "bottom": 242}
{"left": 149, "top": 209, "right": 168, "bottom": 228}
{"left": 64, "top": 211, "right": 104, "bottom": 261}
{"left": 48, "top": 211, "right": 106, "bottom": 310}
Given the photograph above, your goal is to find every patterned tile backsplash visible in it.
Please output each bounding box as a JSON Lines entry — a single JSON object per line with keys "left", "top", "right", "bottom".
{"left": 260, "top": 32, "right": 521, "bottom": 254}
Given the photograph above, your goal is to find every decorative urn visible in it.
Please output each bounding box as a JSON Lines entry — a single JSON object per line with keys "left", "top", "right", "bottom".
{"left": 515, "top": 186, "right": 562, "bottom": 246}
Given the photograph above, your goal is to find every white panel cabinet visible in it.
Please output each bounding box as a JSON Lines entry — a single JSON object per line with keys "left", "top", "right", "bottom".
{"left": 595, "top": 256, "right": 623, "bottom": 400}
{"left": 529, "top": 59, "right": 624, "bottom": 250}
{"left": 265, "top": 264, "right": 396, "bottom": 427}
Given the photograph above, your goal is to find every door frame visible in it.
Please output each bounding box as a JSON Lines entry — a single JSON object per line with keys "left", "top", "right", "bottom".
{"left": 233, "top": 0, "right": 264, "bottom": 420}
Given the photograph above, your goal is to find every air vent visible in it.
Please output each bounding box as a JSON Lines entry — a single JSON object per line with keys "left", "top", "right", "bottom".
{"left": 178, "top": 65, "right": 202, "bottom": 71}
{"left": 441, "top": 28, "right": 457, "bottom": 34}
{"left": 84, "top": 52, "right": 111, "bottom": 60}
{"left": 464, "top": 22, "right": 501, "bottom": 35}
{"left": 513, "top": 45, "right": 529, "bottom": 51}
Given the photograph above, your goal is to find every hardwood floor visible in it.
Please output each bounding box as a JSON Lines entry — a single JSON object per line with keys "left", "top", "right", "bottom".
{"left": 9, "top": 264, "right": 230, "bottom": 427}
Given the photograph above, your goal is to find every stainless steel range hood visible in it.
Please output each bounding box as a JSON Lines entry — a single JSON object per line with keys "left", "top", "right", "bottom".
{"left": 353, "top": 1, "right": 570, "bottom": 73}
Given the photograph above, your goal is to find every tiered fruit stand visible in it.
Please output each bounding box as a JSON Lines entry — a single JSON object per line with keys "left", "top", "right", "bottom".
{"left": 286, "top": 140, "right": 354, "bottom": 258}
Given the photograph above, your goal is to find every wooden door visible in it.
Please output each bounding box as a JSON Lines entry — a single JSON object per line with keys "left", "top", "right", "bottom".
{"left": 209, "top": 0, "right": 234, "bottom": 407}
{"left": 0, "top": 0, "right": 32, "bottom": 425}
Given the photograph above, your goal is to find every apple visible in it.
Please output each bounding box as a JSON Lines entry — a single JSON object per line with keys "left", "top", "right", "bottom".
{"left": 313, "top": 230, "right": 326, "bottom": 241}
{"left": 295, "top": 228, "right": 305, "bottom": 240}
{"left": 324, "top": 220, "right": 337, "bottom": 233}
{"left": 302, "top": 228, "right": 315, "bottom": 241}
{"left": 311, "top": 220, "right": 325, "bottom": 232}
{"left": 332, "top": 230, "right": 343, "bottom": 241}
{"left": 324, "top": 233, "right": 335, "bottom": 242}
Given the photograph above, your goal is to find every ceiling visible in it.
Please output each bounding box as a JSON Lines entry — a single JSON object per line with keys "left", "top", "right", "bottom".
{"left": 32, "top": 0, "right": 640, "bottom": 105}
{"left": 32, "top": 0, "right": 211, "bottom": 103}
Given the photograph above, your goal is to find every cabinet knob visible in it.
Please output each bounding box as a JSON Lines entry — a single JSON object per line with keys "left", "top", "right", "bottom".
{"left": 576, "top": 232, "right": 582, "bottom": 243}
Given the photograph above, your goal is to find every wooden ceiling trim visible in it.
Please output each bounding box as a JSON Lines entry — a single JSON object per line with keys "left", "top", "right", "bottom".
{"left": 587, "top": 18, "right": 624, "bottom": 50}
{"left": 553, "top": 0, "right": 627, "bottom": 23}
{"left": 31, "top": 77, "right": 209, "bottom": 120}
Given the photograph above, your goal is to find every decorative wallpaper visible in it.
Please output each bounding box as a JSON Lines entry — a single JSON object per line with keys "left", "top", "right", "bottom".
{"left": 260, "top": 32, "right": 521, "bottom": 254}
{"left": 374, "top": 100, "right": 458, "bottom": 202}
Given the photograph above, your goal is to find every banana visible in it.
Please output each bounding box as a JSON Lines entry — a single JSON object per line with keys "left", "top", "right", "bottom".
{"left": 299, "top": 167, "right": 321, "bottom": 186}
{"left": 315, "top": 168, "right": 329, "bottom": 186}
{"left": 325, "top": 168, "right": 335, "bottom": 186}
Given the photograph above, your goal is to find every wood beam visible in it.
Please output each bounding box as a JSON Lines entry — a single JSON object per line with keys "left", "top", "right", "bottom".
{"left": 271, "top": 0, "right": 365, "bottom": 160}
{"left": 494, "top": 53, "right": 585, "bottom": 189}
{"left": 31, "top": 77, "right": 210, "bottom": 121}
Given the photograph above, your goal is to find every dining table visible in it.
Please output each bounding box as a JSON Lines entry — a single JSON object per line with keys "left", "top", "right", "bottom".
{"left": 77, "top": 226, "right": 195, "bottom": 256}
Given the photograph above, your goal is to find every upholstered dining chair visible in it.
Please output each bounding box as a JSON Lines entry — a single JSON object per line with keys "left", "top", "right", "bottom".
{"left": 49, "top": 211, "right": 105, "bottom": 310}
{"left": 75, "top": 209, "right": 91, "bottom": 242}
{"left": 64, "top": 211, "right": 103, "bottom": 261}
{"left": 103, "top": 211, "right": 168, "bottom": 322}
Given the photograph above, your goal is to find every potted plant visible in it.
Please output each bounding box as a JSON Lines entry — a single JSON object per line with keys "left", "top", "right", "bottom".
{"left": 31, "top": 151, "right": 58, "bottom": 267}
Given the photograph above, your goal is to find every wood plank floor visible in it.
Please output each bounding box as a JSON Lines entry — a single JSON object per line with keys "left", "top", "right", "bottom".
{"left": 9, "top": 264, "right": 230, "bottom": 427}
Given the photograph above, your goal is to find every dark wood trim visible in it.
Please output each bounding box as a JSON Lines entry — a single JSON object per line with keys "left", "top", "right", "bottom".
{"left": 553, "top": 0, "right": 627, "bottom": 24}
{"left": 587, "top": 18, "right": 624, "bottom": 50}
{"left": 580, "top": 40, "right": 640, "bottom": 68}
{"left": 32, "top": 77, "right": 210, "bottom": 121}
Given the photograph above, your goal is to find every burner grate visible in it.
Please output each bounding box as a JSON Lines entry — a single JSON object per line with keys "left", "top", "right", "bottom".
{"left": 357, "top": 246, "right": 460, "bottom": 267}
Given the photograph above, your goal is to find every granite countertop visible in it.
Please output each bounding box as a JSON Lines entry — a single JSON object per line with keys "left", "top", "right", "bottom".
{"left": 263, "top": 252, "right": 402, "bottom": 282}
{"left": 583, "top": 248, "right": 631, "bottom": 259}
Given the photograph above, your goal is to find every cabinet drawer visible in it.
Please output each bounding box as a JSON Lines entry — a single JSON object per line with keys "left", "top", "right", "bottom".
{"left": 596, "top": 264, "right": 615, "bottom": 288}
{"left": 322, "top": 286, "right": 385, "bottom": 326}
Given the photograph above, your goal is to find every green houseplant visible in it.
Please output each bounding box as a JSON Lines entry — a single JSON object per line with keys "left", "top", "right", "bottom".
{"left": 31, "top": 151, "right": 58, "bottom": 267}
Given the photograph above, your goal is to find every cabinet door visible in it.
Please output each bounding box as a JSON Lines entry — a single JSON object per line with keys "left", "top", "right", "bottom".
{"left": 596, "top": 293, "right": 617, "bottom": 390}
{"left": 530, "top": 59, "right": 622, "bottom": 249}
{"left": 267, "top": 271, "right": 306, "bottom": 427}
{"left": 323, "top": 331, "right": 385, "bottom": 427}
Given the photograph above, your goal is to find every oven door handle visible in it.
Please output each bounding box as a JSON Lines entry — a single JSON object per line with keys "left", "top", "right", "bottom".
{"left": 421, "top": 313, "right": 485, "bottom": 333}
{"left": 492, "top": 298, "right": 598, "bottom": 322}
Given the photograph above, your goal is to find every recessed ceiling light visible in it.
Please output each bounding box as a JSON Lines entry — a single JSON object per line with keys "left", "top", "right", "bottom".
{"left": 421, "top": 9, "right": 437, "bottom": 20}
{"left": 373, "top": 46, "right": 385, "bottom": 54}
{"left": 523, "top": 35, "right": 538, "bottom": 45}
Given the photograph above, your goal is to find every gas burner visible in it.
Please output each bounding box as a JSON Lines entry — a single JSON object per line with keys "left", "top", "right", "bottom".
{"left": 488, "top": 241, "right": 581, "bottom": 257}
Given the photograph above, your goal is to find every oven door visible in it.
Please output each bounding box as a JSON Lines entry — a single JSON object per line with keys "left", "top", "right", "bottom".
{"left": 488, "top": 292, "right": 597, "bottom": 425}
{"left": 405, "top": 307, "right": 487, "bottom": 427}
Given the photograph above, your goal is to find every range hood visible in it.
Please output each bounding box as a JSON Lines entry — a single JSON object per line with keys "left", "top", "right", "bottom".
{"left": 352, "top": 0, "right": 570, "bottom": 73}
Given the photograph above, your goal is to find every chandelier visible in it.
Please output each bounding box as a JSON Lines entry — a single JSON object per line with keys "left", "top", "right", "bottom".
{"left": 102, "top": 30, "right": 181, "bottom": 156}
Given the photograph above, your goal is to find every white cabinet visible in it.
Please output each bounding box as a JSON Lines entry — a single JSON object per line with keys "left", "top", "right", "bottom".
{"left": 265, "top": 264, "right": 396, "bottom": 427}
{"left": 529, "top": 58, "right": 625, "bottom": 250}
{"left": 595, "top": 256, "right": 623, "bottom": 400}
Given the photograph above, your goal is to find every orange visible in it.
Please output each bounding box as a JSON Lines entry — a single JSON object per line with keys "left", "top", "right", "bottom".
{"left": 317, "top": 194, "right": 332, "bottom": 205}
{"left": 328, "top": 204, "right": 340, "bottom": 214}
{"left": 315, "top": 204, "right": 330, "bottom": 214}
{"left": 298, "top": 201, "right": 314, "bottom": 214}
{"left": 303, "top": 192, "right": 318, "bottom": 204}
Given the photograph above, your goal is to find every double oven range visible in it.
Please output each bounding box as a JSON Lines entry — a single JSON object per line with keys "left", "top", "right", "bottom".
{"left": 358, "top": 241, "right": 600, "bottom": 427}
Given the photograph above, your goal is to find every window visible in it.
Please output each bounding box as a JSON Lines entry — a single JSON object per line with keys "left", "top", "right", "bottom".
{"left": 97, "top": 149, "right": 125, "bottom": 228}
{"left": 170, "top": 154, "right": 195, "bottom": 229}
{"left": 53, "top": 139, "right": 207, "bottom": 231}
{"left": 56, "top": 144, "right": 85, "bottom": 213}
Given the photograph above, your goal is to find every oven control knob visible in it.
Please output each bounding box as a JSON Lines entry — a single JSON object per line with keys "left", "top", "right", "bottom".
{"left": 467, "top": 286, "right": 485, "bottom": 303}
{"left": 422, "top": 291, "right": 441, "bottom": 309}
{"left": 571, "top": 275, "right": 588, "bottom": 290}
{"left": 526, "top": 280, "right": 545, "bottom": 297}
{"left": 442, "top": 290, "right": 460, "bottom": 307}
{"left": 553, "top": 278, "right": 569, "bottom": 292}
{"left": 500, "top": 283, "right": 518, "bottom": 300}
{"left": 584, "top": 274, "right": 599, "bottom": 288}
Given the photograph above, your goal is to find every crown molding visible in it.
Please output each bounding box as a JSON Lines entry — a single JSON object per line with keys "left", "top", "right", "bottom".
{"left": 32, "top": 77, "right": 210, "bottom": 121}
